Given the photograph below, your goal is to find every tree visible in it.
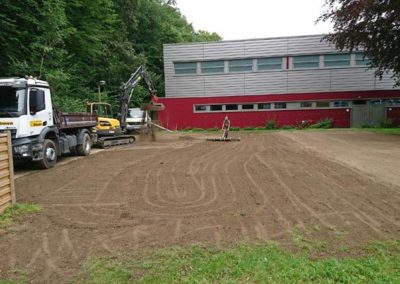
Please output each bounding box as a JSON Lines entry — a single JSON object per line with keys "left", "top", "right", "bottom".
{"left": 319, "top": 0, "right": 400, "bottom": 85}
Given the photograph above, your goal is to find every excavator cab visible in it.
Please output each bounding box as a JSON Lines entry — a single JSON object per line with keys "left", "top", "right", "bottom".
{"left": 86, "top": 102, "right": 122, "bottom": 136}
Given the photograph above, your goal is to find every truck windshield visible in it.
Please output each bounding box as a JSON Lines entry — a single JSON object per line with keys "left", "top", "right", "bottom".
{"left": 129, "top": 109, "right": 144, "bottom": 118}
{"left": 0, "top": 86, "right": 27, "bottom": 117}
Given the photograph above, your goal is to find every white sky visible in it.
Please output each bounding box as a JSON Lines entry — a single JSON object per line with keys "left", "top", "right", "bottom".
{"left": 176, "top": 0, "right": 333, "bottom": 40}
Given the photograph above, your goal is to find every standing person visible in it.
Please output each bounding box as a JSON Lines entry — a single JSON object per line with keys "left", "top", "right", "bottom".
{"left": 222, "top": 116, "right": 231, "bottom": 139}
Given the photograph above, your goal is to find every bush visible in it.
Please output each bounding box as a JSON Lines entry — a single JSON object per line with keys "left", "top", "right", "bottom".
{"left": 281, "top": 125, "right": 295, "bottom": 130}
{"left": 380, "top": 119, "right": 396, "bottom": 128}
{"left": 310, "top": 118, "right": 333, "bottom": 129}
{"left": 230, "top": 127, "right": 240, "bottom": 131}
{"left": 265, "top": 119, "right": 278, "bottom": 130}
{"left": 361, "top": 124, "right": 372, "bottom": 128}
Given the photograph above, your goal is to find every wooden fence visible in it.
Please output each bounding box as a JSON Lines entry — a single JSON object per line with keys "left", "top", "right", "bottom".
{"left": 0, "top": 132, "right": 15, "bottom": 213}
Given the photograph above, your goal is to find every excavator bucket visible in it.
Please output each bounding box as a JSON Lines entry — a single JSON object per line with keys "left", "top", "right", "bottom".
{"left": 143, "top": 102, "right": 165, "bottom": 111}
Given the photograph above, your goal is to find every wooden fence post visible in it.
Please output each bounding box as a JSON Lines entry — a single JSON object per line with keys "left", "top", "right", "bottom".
{"left": 0, "top": 132, "right": 15, "bottom": 213}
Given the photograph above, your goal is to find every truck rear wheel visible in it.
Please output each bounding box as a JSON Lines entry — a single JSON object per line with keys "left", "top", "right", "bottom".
{"left": 38, "top": 139, "right": 57, "bottom": 169}
{"left": 77, "top": 133, "right": 91, "bottom": 156}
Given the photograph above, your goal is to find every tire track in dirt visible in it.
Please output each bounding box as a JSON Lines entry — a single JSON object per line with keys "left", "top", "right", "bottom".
{"left": 2, "top": 132, "right": 400, "bottom": 283}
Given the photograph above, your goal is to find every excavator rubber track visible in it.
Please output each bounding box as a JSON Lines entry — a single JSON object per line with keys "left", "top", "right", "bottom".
{"left": 97, "top": 135, "right": 136, "bottom": 148}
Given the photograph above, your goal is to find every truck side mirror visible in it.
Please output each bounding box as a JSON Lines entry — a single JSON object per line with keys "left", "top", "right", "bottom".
{"left": 29, "top": 88, "right": 45, "bottom": 115}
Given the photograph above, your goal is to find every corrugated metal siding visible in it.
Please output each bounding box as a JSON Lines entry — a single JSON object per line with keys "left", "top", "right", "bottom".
{"left": 244, "top": 38, "right": 288, "bottom": 57}
{"left": 330, "top": 69, "right": 376, "bottom": 91}
{"left": 245, "top": 72, "right": 288, "bottom": 94}
{"left": 204, "top": 74, "right": 245, "bottom": 96}
{"left": 163, "top": 34, "right": 399, "bottom": 98}
{"left": 287, "top": 70, "right": 331, "bottom": 93}
{"left": 165, "top": 76, "right": 204, "bottom": 97}
{"left": 287, "top": 36, "right": 334, "bottom": 55}
{"left": 203, "top": 41, "right": 245, "bottom": 60}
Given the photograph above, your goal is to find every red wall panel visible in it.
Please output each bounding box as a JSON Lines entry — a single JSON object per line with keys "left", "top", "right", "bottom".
{"left": 157, "top": 90, "right": 400, "bottom": 129}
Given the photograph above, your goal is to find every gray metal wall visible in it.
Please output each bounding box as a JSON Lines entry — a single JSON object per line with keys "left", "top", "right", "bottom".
{"left": 163, "top": 34, "right": 399, "bottom": 98}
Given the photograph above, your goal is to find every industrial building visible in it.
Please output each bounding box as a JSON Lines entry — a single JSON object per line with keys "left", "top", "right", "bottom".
{"left": 158, "top": 34, "right": 400, "bottom": 129}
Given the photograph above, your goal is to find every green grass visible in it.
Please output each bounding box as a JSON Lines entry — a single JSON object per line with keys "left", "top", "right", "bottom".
{"left": 355, "top": 127, "right": 400, "bottom": 135}
{"left": 77, "top": 241, "right": 400, "bottom": 284}
{"left": 0, "top": 203, "right": 42, "bottom": 227}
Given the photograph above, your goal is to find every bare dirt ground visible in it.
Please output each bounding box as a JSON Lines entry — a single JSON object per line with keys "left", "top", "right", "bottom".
{"left": 1, "top": 130, "right": 400, "bottom": 283}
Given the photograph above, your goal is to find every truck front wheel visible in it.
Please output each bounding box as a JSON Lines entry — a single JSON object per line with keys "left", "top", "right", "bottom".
{"left": 77, "top": 133, "right": 91, "bottom": 156}
{"left": 38, "top": 139, "right": 57, "bottom": 169}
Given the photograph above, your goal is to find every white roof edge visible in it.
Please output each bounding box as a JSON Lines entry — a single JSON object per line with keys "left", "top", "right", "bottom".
{"left": 163, "top": 33, "right": 326, "bottom": 47}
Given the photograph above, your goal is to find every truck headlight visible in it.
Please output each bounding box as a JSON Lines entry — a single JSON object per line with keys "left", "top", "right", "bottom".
{"left": 14, "top": 144, "right": 31, "bottom": 154}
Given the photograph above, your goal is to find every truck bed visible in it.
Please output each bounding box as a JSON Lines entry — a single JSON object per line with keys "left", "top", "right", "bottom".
{"left": 54, "top": 110, "right": 97, "bottom": 129}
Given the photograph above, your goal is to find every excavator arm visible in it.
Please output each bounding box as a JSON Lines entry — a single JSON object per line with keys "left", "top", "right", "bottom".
{"left": 118, "top": 66, "right": 164, "bottom": 131}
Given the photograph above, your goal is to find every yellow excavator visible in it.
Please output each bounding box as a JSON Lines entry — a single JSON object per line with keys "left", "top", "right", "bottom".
{"left": 87, "top": 66, "right": 164, "bottom": 147}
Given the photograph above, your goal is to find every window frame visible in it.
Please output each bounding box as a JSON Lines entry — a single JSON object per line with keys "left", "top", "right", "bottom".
{"left": 201, "top": 60, "right": 225, "bottom": 74}
{"left": 293, "top": 55, "right": 320, "bottom": 69}
{"left": 229, "top": 59, "right": 253, "bottom": 72}
{"left": 257, "top": 57, "right": 282, "bottom": 71}
{"left": 274, "top": 102, "right": 287, "bottom": 109}
{"left": 174, "top": 62, "right": 197, "bottom": 75}
{"left": 324, "top": 53, "right": 351, "bottom": 67}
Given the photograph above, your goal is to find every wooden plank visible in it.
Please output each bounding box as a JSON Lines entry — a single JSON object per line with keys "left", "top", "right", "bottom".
{"left": 0, "top": 161, "right": 8, "bottom": 171}
{"left": 0, "top": 145, "right": 7, "bottom": 152}
{"left": 0, "top": 137, "right": 7, "bottom": 143}
{"left": 7, "top": 132, "right": 15, "bottom": 205}
{"left": 0, "top": 193, "right": 11, "bottom": 207}
{"left": 0, "top": 168, "right": 10, "bottom": 179}
{"left": 0, "top": 177, "right": 10, "bottom": 188}
{"left": 0, "top": 201, "right": 11, "bottom": 214}
{"left": 0, "top": 185, "right": 11, "bottom": 197}
{"left": 0, "top": 154, "right": 8, "bottom": 162}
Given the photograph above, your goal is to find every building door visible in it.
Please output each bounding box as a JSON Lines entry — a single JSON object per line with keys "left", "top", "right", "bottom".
{"left": 351, "top": 103, "right": 385, "bottom": 127}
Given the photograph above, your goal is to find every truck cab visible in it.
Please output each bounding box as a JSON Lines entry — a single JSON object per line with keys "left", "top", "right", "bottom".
{"left": 126, "top": 108, "right": 149, "bottom": 132}
{"left": 0, "top": 78, "right": 54, "bottom": 156}
{"left": 0, "top": 77, "right": 96, "bottom": 168}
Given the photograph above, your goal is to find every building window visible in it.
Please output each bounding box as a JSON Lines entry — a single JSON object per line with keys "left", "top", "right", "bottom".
{"left": 258, "top": 103, "right": 271, "bottom": 110}
{"left": 210, "top": 105, "right": 223, "bottom": 111}
{"left": 257, "top": 57, "right": 282, "bottom": 71}
{"left": 195, "top": 105, "right": 207, "bottom": 112}
{"left": 355, "top": 53, "right": 371, "bottom": 66}
{"left": 174, "top": 62, "right": 197, "bottom": 75}
{"left": 274, "top": 102, "right": 287, "bottom": 109}
{"left": 324, "top": 53, "right": 351, "bottom": 67}
{"left": 333, "top": 101, "right": 349, "bottom": 107}
{"left": 242, "top": 104, "right": 254, "bottom": 110}
{"left": 353, "top": 100, "right": 367, "bottom": 105}
{"left": 388, "top": 99, "right": 400, "bottom": 105}
{"left": 226, "top": 104, "right": 238, "bottom": 111}
{"left": 229, "top": 59, "right": 253, "bottom": 72}
{"left": 300, "top": 102, "right": 313, "bottom": 108}
{"left": 316, "top": 101, "right": 330, "bottom": 108}
{"left": 293, "top": 55, "right": 320, "bottom": 69}
{"left": 201, "top": 61, "right": 225, "bottom": 74}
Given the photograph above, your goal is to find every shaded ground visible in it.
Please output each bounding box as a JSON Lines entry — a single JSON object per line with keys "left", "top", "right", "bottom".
{"left": 1, "top": 130, "right": 400, "bottom": 283}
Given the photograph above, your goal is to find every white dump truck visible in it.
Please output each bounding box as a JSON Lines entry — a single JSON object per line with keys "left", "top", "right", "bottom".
{"left": 0, "top": 77, "right": 98, "bottom": 169}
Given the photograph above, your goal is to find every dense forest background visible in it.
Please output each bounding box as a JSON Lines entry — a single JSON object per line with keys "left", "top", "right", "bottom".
{"left": 0, "top": 0, "right": 220, "bottom": 111}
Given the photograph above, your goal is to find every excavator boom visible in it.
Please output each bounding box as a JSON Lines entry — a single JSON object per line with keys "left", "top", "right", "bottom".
{"left": 119, "top": 66, "right": 164, "bottom": 131}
